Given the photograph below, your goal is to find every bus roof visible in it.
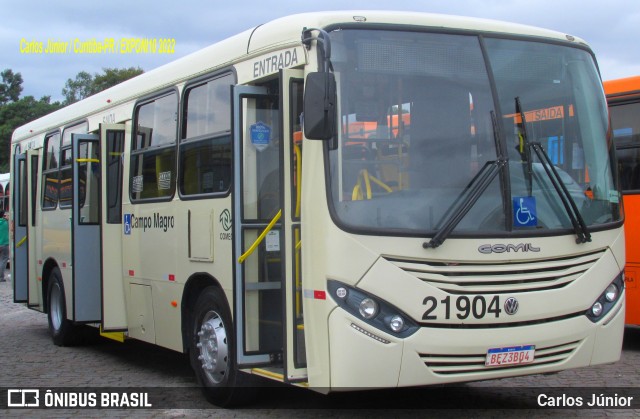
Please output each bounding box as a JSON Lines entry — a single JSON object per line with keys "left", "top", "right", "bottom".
{"left": 603, "top": 76, "right": 640, "bottom": 98}
{"left": 12, "top": 11, "right": 586, "bottom": 143}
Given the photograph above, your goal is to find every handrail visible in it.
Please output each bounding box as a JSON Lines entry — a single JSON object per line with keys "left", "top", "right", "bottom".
{"left": 76, "top": 158, "right": 100, "bottom": 163}
{"left": 352, "top": 169, "right": 393, "bottom": 200}
{"left": 294, "top": 144, "right": 302, "bottom": 218}
{"left": 16, "top": 236, "right": 27, "bottom": 248}
{"left": 238, "top": 210, "right": 282, "bottom": 264}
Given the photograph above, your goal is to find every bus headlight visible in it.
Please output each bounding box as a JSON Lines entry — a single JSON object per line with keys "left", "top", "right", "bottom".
{"left": 327, "top": 279, "right": 419, "bottom": 338}
{"left": 586, "top": 272, "right": 624, "bottom": 323}
{"left": 389, "top": 315, "right": 405, "bottom": 332}
{"left": 604, "top": 284, "right": 619, "bottom": 302}
{"left": 359, "top": 298, "right": 378, "bottom": 319}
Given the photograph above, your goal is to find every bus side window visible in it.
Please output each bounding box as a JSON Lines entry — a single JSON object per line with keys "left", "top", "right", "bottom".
{"left": 179, "top": 73, "right": 233, "bottom": 197}
{"left": 130, "top": 92, "right": 178, "bottom": 201}
{"left": 610, "top": 100, "right": 640, "bottom": 192}
{"left": 42, "top": 132, "right": 61, "bottom": 209}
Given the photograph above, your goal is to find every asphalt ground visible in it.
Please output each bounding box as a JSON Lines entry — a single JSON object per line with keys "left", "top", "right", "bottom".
{"left": 1, "top": 270, "right": 640, "bottom": 418}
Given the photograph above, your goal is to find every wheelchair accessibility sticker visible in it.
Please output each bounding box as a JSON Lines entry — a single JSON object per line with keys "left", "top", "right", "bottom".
{"left": 513, "top": 196, "right": 537, "bottom": 227}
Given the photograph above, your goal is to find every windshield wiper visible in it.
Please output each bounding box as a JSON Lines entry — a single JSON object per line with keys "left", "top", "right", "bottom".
{"left": 529, "top": 142, "right": 591, "bottom": 243}
{"left": 423, "top": 158, "right": 506, "bottom": 249}
{"left": 423, "top": 111, "right": 507, "bottom": 249}
{"left": 516, "top": 97, "right": 591, "bottom": 244}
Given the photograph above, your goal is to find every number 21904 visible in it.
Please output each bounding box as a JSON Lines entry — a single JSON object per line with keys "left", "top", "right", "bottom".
{"left": 422, "top": 295, "right": 502, "bottom": 320}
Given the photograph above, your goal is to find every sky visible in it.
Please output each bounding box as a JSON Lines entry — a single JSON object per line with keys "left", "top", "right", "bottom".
{"left": 3, "top": 0, "right": 640, "bottom": 103}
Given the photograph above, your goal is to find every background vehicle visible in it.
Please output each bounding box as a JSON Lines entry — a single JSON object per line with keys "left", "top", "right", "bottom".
{"left": 10, "top": 12, "right": 624, "bottom": 406}
{"left": 604, "top": 76, "right": 640, "bottom": 325}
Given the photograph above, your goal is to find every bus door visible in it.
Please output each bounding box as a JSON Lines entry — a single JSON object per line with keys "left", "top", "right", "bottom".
{"left": 27, "top": 148, "right": 41, "bottom": 308}
{"left": 233, "top": 83, "right": 285, "bottom": 368}
{"left": 100, "top": 124, "right": 127, "bottom": 330}
{"left": 280, "top": 68, "right": 307, "bottom": 380}
{"left": 71, "top": 134, "right": 101, "bottom": 322}
{"left": 12, "top": 151, "right": 28, "bottom": 302}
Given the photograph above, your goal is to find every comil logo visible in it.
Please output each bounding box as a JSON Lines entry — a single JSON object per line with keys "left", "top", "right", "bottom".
{"left": 478, "top": 243, "right": 540, "bottom": 254}
{"left": 7, "top": 389, "right": 40, "bottom": 407}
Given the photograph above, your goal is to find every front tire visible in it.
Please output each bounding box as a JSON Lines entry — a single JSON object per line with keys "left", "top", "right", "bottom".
{"left": 47, "top": 267, "right": 79, "bottom": 346}
{"left": 190, "top": 286, "right": 255, "bottom": 407}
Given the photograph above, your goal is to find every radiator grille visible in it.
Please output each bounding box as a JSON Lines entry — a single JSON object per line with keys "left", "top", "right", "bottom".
{"left": 385, "top": 250, "right": 605, "bottom": 294}
{"left": 419, "top": 340, "right": 581, "bottom": 375}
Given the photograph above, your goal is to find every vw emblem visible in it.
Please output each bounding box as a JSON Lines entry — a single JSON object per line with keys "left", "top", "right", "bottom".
{"left": 504, "top": 297, "right": 519, "bottom": 315}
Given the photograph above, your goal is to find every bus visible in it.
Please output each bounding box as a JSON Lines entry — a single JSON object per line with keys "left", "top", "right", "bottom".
{"left": 10, "top": 11, "right": 624, "bottom": 406}
{"left": 604, "top": 76, "right": 640, "bottom": 325}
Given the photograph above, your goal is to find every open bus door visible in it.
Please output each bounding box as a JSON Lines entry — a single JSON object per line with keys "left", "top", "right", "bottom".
{"left": 230, "top": 69, "right": 307, "bottom": 383}
{"left": 280, "top": 68, "right": 307, "bottom": 381}
{"left": 27, "top": 148, "right": 41, "bottom": 308}
{"left": 99, "top": 124, "right": 127, "bottom": 332}
{"left": 232, "top": 84, "right": 282, "bottom": 368}
{"left": 12, "top": 150, "right": 27, "bottom": 302}
{"left": 71, "top": 134, "right": 101, "bottom": 322}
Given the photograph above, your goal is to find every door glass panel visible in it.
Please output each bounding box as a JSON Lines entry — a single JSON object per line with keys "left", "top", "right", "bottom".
{"left": 77, "top": 141, "right": 100, "bottom": 225}
{"left": 18, "top": 159, "right": 27, "bottom": 227}
{"left": 240, "top": 90, "right": 282, "bottom": 355}
{"left": 106, "top": 130, "right": 125, "bottom": 223}
{"left": 288, "top": 79, "right": 306, "bottom": 367}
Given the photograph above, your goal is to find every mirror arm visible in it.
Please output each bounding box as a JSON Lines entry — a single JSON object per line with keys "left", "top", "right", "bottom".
{"left": 301, "top": 28, "right": 332, "bottom": 73}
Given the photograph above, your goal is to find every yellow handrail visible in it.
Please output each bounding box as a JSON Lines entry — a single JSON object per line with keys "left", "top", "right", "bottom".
{"left": 16, "top": 236, "right": 27, "bottom": 248}
{"left": 76, "top": 158, "right": 100, "bottom": 163}
{"left": 352, "top": 169, "right": 393, "bottom": 200}
{"left": 294, "top": 144, "right": 302, "bottom": 218}
{"left": 238, "top": 210, "right": 282, "bottom": 264}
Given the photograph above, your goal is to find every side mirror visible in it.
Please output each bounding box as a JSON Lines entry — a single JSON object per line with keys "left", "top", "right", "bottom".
{"left": 303, "top": 72, "right": 336, "bottom": 140}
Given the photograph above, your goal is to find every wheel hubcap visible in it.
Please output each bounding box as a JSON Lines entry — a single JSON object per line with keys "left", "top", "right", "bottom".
{"left": 50, "top": 283, "right": 63, "bottom": 330}
{"left": 196, "top": 311, "right": 229, "bottom": 384}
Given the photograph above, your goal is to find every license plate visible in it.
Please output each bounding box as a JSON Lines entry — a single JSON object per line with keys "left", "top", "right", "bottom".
{"left": 485, "top": 345, "right": 535, "bottom": 367}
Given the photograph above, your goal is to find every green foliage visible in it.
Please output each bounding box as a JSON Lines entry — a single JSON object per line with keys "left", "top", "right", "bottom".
{"left": 0, "top": 69, "right": 62, "bottom": 171}
{"left": 0, "top": 69, "right": 24, "bottom": 105}
{"left": 63, "top": 67, "right": 143, "bottom": 105}
{"left": 0, "top": 96, "right": 62, "bottom": 171}
{"left": 0, "top": 66, "right": 144, "bottom": 171}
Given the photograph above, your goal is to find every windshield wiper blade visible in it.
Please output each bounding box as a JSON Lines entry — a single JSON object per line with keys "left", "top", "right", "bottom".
{"left": 529, "top": 142, "right": 592, "bottom": 243}
{"left": 516, "top": 97, "right": 591, "bottom": 244}
{"left": 423, "top": 158, "right": 506, "bottom": 249}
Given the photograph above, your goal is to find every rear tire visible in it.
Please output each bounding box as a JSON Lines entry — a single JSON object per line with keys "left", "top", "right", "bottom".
{"left": 190, "top": 286, "right": 255, "bottom": 407}
{"left": 47, "top": 267, "right": 79, "bottom": 346}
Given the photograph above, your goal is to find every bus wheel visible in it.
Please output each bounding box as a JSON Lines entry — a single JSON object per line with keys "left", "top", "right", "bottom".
{"left": 47, "top": 267, "right": 78, "bottom": 346}
{"left": 190, "top": 286, "right": 254, "bottom": 407}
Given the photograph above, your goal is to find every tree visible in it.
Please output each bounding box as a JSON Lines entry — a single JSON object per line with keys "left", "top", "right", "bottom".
{"left": 0, "top": 69, "right": 24, "bottom": 105}
{"left": 61, "top": 71, "right": 93, "bottom": 105}
{"left": 63, "top": 67, "right": 143, "bottom": 105}
{"left": 0, "top": 96, "right": 62, "bottom": 172}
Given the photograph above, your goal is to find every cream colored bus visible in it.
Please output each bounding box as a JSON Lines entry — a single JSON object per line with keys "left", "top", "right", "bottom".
{"left": 10, "top": 11, "right": 625, "bottom": 406}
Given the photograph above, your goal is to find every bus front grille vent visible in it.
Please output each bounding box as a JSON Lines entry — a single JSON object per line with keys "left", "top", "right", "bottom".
{"left": 384, "top": 250, "right": 605, "bottom": 294}
{"left": 419, "top": 340, "right": 581, "bottom": 375}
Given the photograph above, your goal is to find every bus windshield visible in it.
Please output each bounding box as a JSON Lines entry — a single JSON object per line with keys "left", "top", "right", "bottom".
{"left": 327, "top": 29, "right": 620, "bottom": 237}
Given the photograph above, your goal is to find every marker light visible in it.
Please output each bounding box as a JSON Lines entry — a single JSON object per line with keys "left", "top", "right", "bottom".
{"left": 359, "top": 298, "right": 378, "bottom": 319}
{"left": 336, "top": 287, "right": 348, "bottom": 299}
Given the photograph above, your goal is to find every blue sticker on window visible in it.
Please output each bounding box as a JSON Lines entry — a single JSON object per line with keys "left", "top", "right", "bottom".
{"left": 250, "top": 121, "right": 271, "bottom": 151}
{"left": 513, "top": 196, "right": 537, "bottom": 227}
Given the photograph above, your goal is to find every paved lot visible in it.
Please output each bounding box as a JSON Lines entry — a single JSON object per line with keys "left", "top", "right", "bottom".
{"left": 1, "top": 271, "right": 640, "bottom": 417}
